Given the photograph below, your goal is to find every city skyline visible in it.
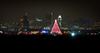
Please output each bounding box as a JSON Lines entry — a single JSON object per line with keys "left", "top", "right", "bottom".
{"left": 0, "top": 0, "right": 100, "bottom": 25}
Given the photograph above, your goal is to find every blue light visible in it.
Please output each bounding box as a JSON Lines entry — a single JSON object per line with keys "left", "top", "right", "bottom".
{"left": 40, "top": 29, "right": 49, "bottom": 34}
{"left": 41, "top": 30, "right": 48, "bottom": 33}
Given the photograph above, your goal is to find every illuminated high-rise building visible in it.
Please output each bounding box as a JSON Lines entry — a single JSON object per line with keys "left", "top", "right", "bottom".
{"left": 23, "top": 16, "right": 29, "bottom": 31}
{"left": 18, "top": 12, "right": 29, "bottom": 32}
{"left": 58, "top": 15, "right": 62, "bottom": 27}
{"left": 18, "top": 16, "right": 24, "bottom": 32}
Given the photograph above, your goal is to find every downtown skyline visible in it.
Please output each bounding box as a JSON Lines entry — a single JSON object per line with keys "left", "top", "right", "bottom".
{"left": 0, "top": 0, "right": 100, "bottom": 25}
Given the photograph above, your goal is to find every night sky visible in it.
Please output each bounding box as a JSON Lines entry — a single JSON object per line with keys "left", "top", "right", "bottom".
{"left": 0, "top": 0, "right": 100, "bottom": 25}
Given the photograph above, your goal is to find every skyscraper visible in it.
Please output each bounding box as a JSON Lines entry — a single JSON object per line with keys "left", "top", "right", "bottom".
{"left": 58, "top": 15, "right": 62, "bottom": 27}
{"left": 18, "top": 13, "right": 29, "bottom": 32}
{"left": 23, "top": 16, "right": 29, "bottom": 31}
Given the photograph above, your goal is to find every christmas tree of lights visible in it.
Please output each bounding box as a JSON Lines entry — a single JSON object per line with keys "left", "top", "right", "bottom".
{"left": 50, "top": 19, "right": 62, "bottom": 35}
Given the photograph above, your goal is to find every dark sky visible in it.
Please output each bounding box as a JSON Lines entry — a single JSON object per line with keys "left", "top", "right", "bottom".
{"left": 0, "top": 0, "right": 100, "bottom": 24}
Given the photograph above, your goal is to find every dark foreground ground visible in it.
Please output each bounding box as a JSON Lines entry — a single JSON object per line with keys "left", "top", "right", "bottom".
{"left": 0, "top": 34, "right": 100, "bottom": 49}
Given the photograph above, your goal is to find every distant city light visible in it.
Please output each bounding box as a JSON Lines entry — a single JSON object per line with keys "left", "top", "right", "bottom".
{"left": 31, "top": 31, "right": 39, "bottom": 34}
{"left": 78, "top": 31, "right": 80, "bottom": 32}
{"left": 0, "top": 31, "right": 3, "bottom": 34}
{"left": 58, "top": 15, "right": 62, "bottom": 19}
{"left": 71, "top": 32, "right": 75, "bottom": 37}
{"left": 36, "top": 18, "right": 42, "bottom": 22}
{"left": 41, "top": 29, "right": 49, "bottom": 34}
{"left": 1, "top": 26, "right": 7, "bottom": 28}
{"left": 41, "top": 31, "right": 47, "bottom": 33}
{"left": 43, "top": 27, "right": 50, "bottom": 30}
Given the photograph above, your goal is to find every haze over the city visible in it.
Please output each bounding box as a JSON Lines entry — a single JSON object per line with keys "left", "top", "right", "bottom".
{"left": 0, "top": 0, "right": 100, "bottom": 25}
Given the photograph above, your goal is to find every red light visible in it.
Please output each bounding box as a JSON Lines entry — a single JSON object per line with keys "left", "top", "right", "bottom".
{"left": 50, "top": 19, "right": 62, "bottom": 35}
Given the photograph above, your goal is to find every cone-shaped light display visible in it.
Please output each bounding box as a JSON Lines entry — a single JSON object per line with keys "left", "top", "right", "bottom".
{"left": 50, "top": 19, "right": 62, "bottom": 35}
